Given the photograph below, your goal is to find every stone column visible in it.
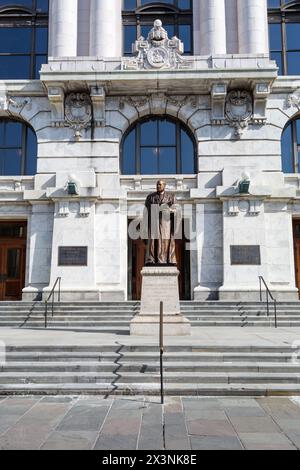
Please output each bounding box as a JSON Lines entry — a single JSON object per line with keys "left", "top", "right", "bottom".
{"left": 225, "top": 0, "right": 239, "bottom": 54}
{"left": 77, "top": 0, "right": 91, "bottom": 56}
{"left": 89, "top": 0, "right": 122, "bottom": 57}
{"left": 237, "top": 0, "right": 269, "bottom": 54}
{"left": 49, "top": 0, "right": 78, "bottom": 57}
{"left": 199, "top": 0, "right": 227, "bottom": 55}
{"left": 193, "top": 0, "right": 201, "bottom": 55}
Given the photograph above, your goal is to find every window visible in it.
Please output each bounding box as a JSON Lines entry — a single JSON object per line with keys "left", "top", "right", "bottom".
{"left": 0, "top": 119, "right": 37, "bottom": 176}
{"left": 281, "top": 118, "right": 300, "bottom": 173}
{"left": 123, "top": 0, "right": 193, "bottom": 56}
{"left": 268, "top": 0, "right": 300, "bottom": 75}
{"left": 121, "top": 117, "right": 196, "bottom": 175}
{"left": 0, "top": 0, "right": 49, "bottom": 79}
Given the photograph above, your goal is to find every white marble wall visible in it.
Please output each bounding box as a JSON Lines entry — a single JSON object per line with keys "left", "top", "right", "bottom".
{"left": 194, "top": 203, "right": 224, "bottom": 300}
{"left": 48, "top": 201, "right": 98, "bottom": 300}
{"left": 23, "top": 204, "right": 54, "bottom": 300}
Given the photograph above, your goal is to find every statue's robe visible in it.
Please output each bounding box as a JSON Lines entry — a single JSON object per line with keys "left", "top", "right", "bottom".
{"left": 142, "top": 191, "right": 178, "bottom": 265}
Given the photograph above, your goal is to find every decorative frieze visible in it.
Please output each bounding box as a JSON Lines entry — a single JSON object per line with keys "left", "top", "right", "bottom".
{"left": 122, "top": 19, "right": 194, "bottom": 71}
{"left": 287, "top": 90, "right": 300, "bottom": 110}
{"left": 227, "top": 198, "right": 261, "bottom": 217}
{"left": 58, "top": 201, "right": 70, "bottom": 218}
{"left": 46, "top": 85, "right": 106, "bottom": 138}
{"left": 65, "top": 92, "right": 92, "bottom": 139}
{"left": 211, "top": 84, "right": 269, "bottom": 138}
{"left": 119, "top": 94, "right": 198, "bottom": 112}
{"left": 79, "top": 201, "right": 91, "bottom": 218}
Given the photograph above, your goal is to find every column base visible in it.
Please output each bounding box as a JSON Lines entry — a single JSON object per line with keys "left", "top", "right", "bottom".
{"left": 130, "top": 315, "right": 191, "bottom": 336}
{"left": 131, "top": 266, "right": 191, "bottom": 336}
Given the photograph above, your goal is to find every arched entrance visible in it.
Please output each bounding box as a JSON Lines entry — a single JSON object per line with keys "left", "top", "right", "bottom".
{"left": 128, "top": 221, "right": 191, "bottom": 301}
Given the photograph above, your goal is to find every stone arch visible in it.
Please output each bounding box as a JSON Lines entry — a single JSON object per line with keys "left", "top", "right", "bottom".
{"left": 105, "top": 94, "right": 201, "bottom": 141}
{"left": 0, "top": 93, "right": 52, "bottom": 142}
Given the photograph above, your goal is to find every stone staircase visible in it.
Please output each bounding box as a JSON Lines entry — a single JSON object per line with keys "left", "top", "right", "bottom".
{"left": 0, "top": 301, "right": 299, "bottom": 331}
{"left": 1, "top": 344, "right": 300, "bottom": 396}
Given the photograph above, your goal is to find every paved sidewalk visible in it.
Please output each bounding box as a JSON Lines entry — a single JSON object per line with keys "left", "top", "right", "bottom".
{"left": 1, "top": 326, "right": 300, "bottom": 347}
{"left": 0, "top": 395, "right": 299, "bottom": 450}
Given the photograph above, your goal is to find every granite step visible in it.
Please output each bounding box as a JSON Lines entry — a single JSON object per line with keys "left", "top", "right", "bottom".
{"left": 1, "top": 371, "right": 300, "bottom": 385}
{"left": 1, "top": 382, "right": 300, "bottom": 396}
{"left": 4, "top": 351, "right": 297, "bottom": 363}
{"left": 2, "top": 361, "right": 300, "bottom": 374}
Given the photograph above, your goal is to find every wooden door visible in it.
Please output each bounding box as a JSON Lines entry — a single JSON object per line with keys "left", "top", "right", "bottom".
{"left": 294, "top": 221, "right": 300, "bottom": 295}
{"left": 130, "top": 238, "right": 189, "bottom": 301}
{"left": 0, "top": 222, "right": 26, "bottom": 301}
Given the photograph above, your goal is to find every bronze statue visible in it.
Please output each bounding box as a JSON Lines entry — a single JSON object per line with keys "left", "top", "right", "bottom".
{"left": 142, "top": 180, "right": 177, "bottom": 266}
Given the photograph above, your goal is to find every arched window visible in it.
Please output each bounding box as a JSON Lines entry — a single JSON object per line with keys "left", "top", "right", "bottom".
{"left": 0, "top": 119, "right": 37, "bottom": 176}
{"left": 123, "top": 1, "right": 193, "bottom": 56}
{"left": 0, "top": 0, "right": 49, "bottom": 79}
{"left": 281, "top": 117, "right": 300, "bottom": 173}
{"left": 121, "top": 116, "right": 196, "bottom": 175}
{"left": 268, "top": 0, "right": 300, "bottom": 75}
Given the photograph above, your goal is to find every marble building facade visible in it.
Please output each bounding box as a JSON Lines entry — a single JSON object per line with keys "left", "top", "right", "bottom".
{"left": 0, "top": 0, "right": 300, "bottom": 302}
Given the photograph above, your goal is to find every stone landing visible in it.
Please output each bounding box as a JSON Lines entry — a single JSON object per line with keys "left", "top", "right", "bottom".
{"left": 130, "top": 266, "right": 191, "bottom": 336}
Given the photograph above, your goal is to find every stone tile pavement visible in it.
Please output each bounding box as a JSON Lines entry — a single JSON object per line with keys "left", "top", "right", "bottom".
{"left": 0, "top": 395, "right": 299, "bottom": 450}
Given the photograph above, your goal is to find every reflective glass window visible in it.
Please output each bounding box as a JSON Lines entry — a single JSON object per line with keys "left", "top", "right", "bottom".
{"left": 121, "top": 117, "right": 196, "bottom": 175}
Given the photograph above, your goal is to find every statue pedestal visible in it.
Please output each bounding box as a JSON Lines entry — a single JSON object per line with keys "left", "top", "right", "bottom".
{"left": 130, "top": 266, "right": 191, "bottom": 336}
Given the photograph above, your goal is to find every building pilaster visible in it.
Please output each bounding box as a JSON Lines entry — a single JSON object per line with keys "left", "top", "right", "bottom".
{"left": 237, "top": 0, "right": 269, "bottom": 54}
{"left": 89, "top": 0, "right": 122, "bottom": 57}
{"left": 49, "top": 0, "right": 78, "bottom": 57}
{"left": 199, "top": 0, "right": 227, "bottom": 55}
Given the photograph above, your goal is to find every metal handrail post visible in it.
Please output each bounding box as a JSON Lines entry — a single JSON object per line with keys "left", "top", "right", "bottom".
{"left": 58, "top": 277, "right": 61, "bottom": 302}
{"left": 160, "top": 301, "right": 164, "bottom": 406}
{"left": 259, "top": 277, "right": 262, "bottom": 302}
{"left": 45, "top": 302, "right": 47, "bottom": 329}
{"left": 44, "top": 277, "right": 62, "bottom": 328}
{"left": 258, "top": 276, "right": 277, "bottom": 328}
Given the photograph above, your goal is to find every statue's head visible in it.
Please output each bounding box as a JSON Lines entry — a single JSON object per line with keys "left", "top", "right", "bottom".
{"left": 157, "top": 180, "right": 166, "bottom": 193}
{"left": 154, "top": 19, "right": 162, "bottom": 30}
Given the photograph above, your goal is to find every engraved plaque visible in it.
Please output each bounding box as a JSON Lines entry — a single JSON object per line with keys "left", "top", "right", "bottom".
{"left": 58, "top": 247, "right": 88, "bottom": 266}
{"left": 230, "top": 246, "right": 261, "bottom": 266}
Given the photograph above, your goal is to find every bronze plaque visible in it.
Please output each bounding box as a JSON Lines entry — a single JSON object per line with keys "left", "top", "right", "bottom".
{"left": 58, "top": 247, "right": 88, "bottom": 266}
{"left": 230, "top": 246, "right": 261, "bottom": 266}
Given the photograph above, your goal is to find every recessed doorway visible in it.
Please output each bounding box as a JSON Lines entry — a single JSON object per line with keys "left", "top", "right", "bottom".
{"left": 128, "top": 221, "right": 191, "bottom": 301}
{"left": 0, "top": 221, "right": 27, "bottom": 301}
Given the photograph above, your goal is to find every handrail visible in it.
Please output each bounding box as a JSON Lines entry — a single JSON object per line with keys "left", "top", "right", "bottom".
{"left": 45, "top": 277, "right": 61, "bottom": 329}
{"left": 259, "top": 276, "right": 277, "bottom": 328}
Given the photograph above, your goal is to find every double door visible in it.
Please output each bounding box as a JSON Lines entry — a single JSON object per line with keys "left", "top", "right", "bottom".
{"left": 0, "top": 241, "right": 26, "bottom": 301}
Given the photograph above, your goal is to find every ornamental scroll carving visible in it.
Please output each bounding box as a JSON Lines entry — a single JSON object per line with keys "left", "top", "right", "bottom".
{"left": 47, "top": 86, "right": 106, "bottom": 139}
{"left": 225, "top": 90, "right": 253, "bottom": 138}
{"left": 211, "top": 85, "right": 269, "bottom": 138}
{"left": 119, "top": 94, "right": 198, "bottom": 112}
{"left": 287, "top": 90, "right": 300, "bottom": 110}
{"left": 122, "top": 19, "right": 194, "bottom": 71}
{"left": 65, "top": 93, "right": 92, "bottom": 139}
